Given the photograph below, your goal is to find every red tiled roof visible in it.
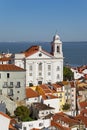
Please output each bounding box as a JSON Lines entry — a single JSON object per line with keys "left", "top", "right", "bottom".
{"left": 75, "top": 114, "right": 87, "bottom": 127}
{"left": 24, "top": 46, "right": 39, "bottom": 57}
{"left": 51, "top": 120, "right": 70, "bottom": 130}
{"left": 39, "top": 84, "right": 52, "bottom": 94}
{"left": 81, "top": 109, "right": 87, "bottom": 115}
{"left": 51, "top": 84, "right": 62, "bottom": 91}
{"left": 0, "top": 64, "right": 25, "bottom": 71}
{"left": 0, "top": 57, "right": 11, "bottom": 61}
{"left": 26, "top": 88, "right": 39, "bottom": 98}
{"left": 79, "top": 101, "right": 87, "bottom": 109}
{"left": 23, "top": 45, "right": 53, "bottom": 58}
{"left": 42, "top": 94, "right": 58, "bottom": 100}
{"left": 31, "top": 128, "right": 41, "bottom": 130}
{"left": 52, "top": 112, "right": 79, "bottom": 126}
{"left": 0, "top": 111, "right": 11, "bottom": 119}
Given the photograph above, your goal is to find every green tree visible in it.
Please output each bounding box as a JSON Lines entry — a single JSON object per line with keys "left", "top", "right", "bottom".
{"left": 62, "top": 103, "right": 70, "bottom": 111}
{"left": 63, "top": 66, "right": 74, "bottom": 81}
{"left": 14, "top": 105, "right": 32, "bottom": 121}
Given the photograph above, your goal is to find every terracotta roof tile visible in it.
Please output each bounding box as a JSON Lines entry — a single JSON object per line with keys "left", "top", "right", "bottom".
{"left": 0, "top": 57, "right": 11, "bottom": 61}
{"left": 24, "top": 46, "right": 39, "bottom": 57}
{"left": 52, "top": 112, "right": 79, "bottom": 126}
{"left": 0, "top": 111, "right": 11, "bottom": 119}
{"left": 33, "top": 102, "right": 55, "bottom": 110}
{"left": 0, "top": 64, "right": 25, "bottom": 71}
{"left": 79, "top": 101, "right": 87, "bottom": 109}
{"left": 26, "top": 88, "right": 39, "bottom": 98}
{"left": 23, "top": 45, "right": 53, "bottom": 58}
{"left": 51, "top": 120, "right": 70, "bottom": 130}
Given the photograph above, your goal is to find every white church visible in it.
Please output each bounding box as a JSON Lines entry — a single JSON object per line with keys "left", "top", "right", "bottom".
{"left": 12, "top": 34, "right": 63, "bottom": 86}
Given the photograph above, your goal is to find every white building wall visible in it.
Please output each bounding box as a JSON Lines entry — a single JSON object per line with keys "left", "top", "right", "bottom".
{"left": 26, "top": 97, "right": 40, "bottom": 106}
{"left": 0, "top": 114, "right": 10, "bottom": 130}
{"left": 0, "top": 71, "right": 26, "bottom": 101}
{"left": 43, "top": 98, "right": 60, "bottom": 113}
{"left": 21, "top": 58, "right": 63, "bottom": 86}
{"left": 21, "top": 119, "right": 51, "bottom": 130}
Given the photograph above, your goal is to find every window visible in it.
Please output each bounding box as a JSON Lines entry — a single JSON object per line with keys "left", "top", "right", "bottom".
{"left": 57, "top": 74, "right": 60, "bottom": 79}
{"left": 23, "top": 127, "right": 26, "bottom": 130}
{"left": 41, "top": 112, "right": 44, "bottom": 114}
{"left": 29, "top": 83, "right": 33, "bottom": 87}
{"left": 8, "top": 89, "right": 13, "bottom": 96}
{"left": 0, "top": 89, "right": 2, "bottom": 94}
{"left": 16, "top": 97, "right": 19, "bottom": 100}
{"left": 46, "top": 111, "right": 48, "bottom": 114}
{"left": 7, "top": 73, "right": 10, "bottom": 78}
{"left": 57, "top": 46, "right": 60, "bottom": 52}
{"left": 57, "top": 66, "right": 60, "bottom": 71}
{"left": 16, "top": 82, "right": 20, "bottom": 88}
{"left": 39, "top": 123, "right": 43, "bottom": 127}
{"left": 10, "top": 82, "right": 13, "bottom": 87}
{"left": 39, "top": 53, "right": 42, "bottom": 57}
{"left": 48, "top": 65, "right": 51, "bottom": 71}
{"left": 3, "top": 82, "right": 8, "bottom": 87}
{"left": 48, "top": 72, "right": 51, "bottom": 76}
{"left": 72, "top": 89, "right": 74, "bottom": 92}
{"left": 38, "top": 63, "right": 42, "bottom": 71}
{"left": 39, "top": 72, "right": 42, "bottom": 76}
{"left": 29, "top": 65, "right": 32, "bottom": 71}
{"left": 29, "top": 73, "right": 32, "bottom": 76}
{"left": 38, "top": 81, "right": 42, "bottom": 85}
{"left": 60, "top": 93, "right": 62, "bottom": 97}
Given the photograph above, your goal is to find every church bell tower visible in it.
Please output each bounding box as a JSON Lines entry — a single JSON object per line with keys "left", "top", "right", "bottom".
{"left": 51, "top": 34, "right": 63, "bottom": 58}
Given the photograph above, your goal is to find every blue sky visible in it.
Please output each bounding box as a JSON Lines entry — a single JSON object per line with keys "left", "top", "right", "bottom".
{"left": 0, "top": 0, "right": 87, "bottom": 42}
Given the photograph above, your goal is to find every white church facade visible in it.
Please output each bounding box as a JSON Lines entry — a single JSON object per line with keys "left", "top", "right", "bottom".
{"left": 12, "top": 34, "right": 63, "bottom": 86}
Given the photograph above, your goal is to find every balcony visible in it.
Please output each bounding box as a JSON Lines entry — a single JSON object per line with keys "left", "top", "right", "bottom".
{"left": 8, "top": 85, "right": 14, "bottom": 88}
{"left": 3, "top": 85, "right": 14, "bottom": 88}
{"left": 3, "top": 85, "right": 7, "bottom": 88}
{"left": 7, "top": 89, "right": 14, "bottom": 96}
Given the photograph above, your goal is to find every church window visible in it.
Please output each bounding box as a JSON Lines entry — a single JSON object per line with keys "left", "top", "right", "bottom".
{"left": 57, "top": 46, "right": 60, "bottom": 52}
{"left": 29, "top": 73, "right": 32, "bottom": 76}
{"left": 29, "top": 65, "right": 32, "bottom": 71}
{"left": 39, "top": 53, "right": 42, "bottom": 57}
{"left": 57, "top": 66, "right": 60, "bottom": 71}
{"left": 48, "top": 72, "right": 51, "bottom": 76}
{"left": 38, "top": 63, "right": 42, "bottom": 71}
{"left": 57, "top": 74, "right": 60, "bottom": 79}
{"left": 39, "top": 72, "right": 42, "bottom": 76}
{"left": 48, "top": 65, "right": 51, "bottom": 71}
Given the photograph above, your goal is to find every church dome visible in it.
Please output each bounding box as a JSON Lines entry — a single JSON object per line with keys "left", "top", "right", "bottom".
{"left": 53, "top": 34, "right": 60, "bottom": 41}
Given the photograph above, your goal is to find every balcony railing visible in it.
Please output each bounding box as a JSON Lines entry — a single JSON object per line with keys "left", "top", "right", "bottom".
{"left": 15, "top": 85, "right": 21, "bottom": 88}
{"left": 3, "top": 85, "right": 8, "bottom": 88}
{"left": 3, "top": 85, "right": 14, "bottom": 88}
